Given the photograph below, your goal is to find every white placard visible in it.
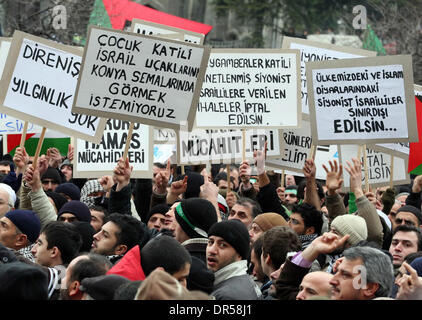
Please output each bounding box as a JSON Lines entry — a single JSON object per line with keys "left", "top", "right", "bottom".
{"left": 0, "top": 31, "right": 106, "bottom": 143}
{"left": 74, "top": 119, "right": 153, "bottom": 178}
{"left": 178, "top": 128, "right": 283, "bottom": 164}
{"left": 194, "top": 49, "right": 301, "bottom": 129}
{"left": 154, "top": 143, "right": 176, "bottom": 164}
{"left": 73, "top": 26, "right": 210, "bottom": 131}
{"left": 154, "top": 127, "right": 177, "bottom": 143}
{"left": 0, "top": 39, "right": 11, "bottom": 77}
{"left": 339, "top": 144, "right": 410, "bottom": 189}
{"left": 0, "top": 113, "right": 42, "bottom": 134}
{"left": 307, "top": 56, "right": 417, "bottom": 145}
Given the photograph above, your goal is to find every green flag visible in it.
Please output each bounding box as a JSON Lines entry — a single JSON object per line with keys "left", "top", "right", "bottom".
{"left": 73, "top": 0, "right": 112, "bottom": 46}
{"left": 411, "top": 163, "right": 422, "bottom": 176}
{"left": 362, "top": 24, "right": 386, "bottom": 56}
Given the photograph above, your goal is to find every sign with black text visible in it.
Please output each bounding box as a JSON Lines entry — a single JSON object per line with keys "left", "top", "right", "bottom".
{"left": 73, "top": 26, "right": 210, "bottom": 131}
{"left": 307, "top": 55, "right": 418, "bottom": 145}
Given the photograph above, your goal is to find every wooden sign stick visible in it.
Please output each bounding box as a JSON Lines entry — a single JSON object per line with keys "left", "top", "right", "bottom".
{"left": 363, "top": 144, "right": 370, "bottom": 193}
{"left": 281, "top": 169, "right": 285, "bottom": 188}
{"left": 310, "top": 144, "right": 316, "bottom": 160}
{"left": 226, "top": 164, "right": 231, "bottom": 194}
{"left": 389, "top": 154, "right": 394, "bottom": 189}
{"left": 242, "top": 129, "right": 246, "bottom": 162}
{"left": 31, "top": 127, "right": 46, "bottom": 169}
{"left": 19, "top": 121, "right": 28, "bottom": 148}
{"left": 122, "top": 122, "right": 135, "bottom": 161}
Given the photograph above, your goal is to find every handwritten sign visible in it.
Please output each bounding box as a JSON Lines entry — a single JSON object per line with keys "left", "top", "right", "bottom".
{"left": 339, "top": 144, "right": 410, "bottom": 190}
{"left": 307, "top": 55, "right": 418, "bottom": 145}
{"left": 154, "top": 127, "right": 177, "bottom": 143}
{"left": 282, "top": 37, "right": 376, "bottom": 114}
{"left": 73, "top": 26, "right": 210, "bottom": 131}
{"left": 130, "top": 19, "right": 205, "bottom": 45}
{"left": 0, "top": 31, "right": 106, "bottom": 143}
{"left": 178, "top": 128, "right": 283, "bottom": 164}
{"left": 73, "top": 119, "right": 153, "bottom": 179}
{"left": 194, "top": 49, "right": 301, "bottom": 129}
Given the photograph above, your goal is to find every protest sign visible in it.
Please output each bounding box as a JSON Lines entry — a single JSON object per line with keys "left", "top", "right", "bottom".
{"left": 194, "top": 49, "right": 301, "bottom": 129}
{"left": 306, "top": 55, "right": 418, "bottom": 145}
{"left": 130, "top": 19, "right": 205, "bottom": 45}
{"left": 154, "top": 127, "right": 177, "bottom": 144}
{"left": 282, "top": 36, "right": 376, "bottom": 115}
{"left": 154, "top": 143, "right": 176, "bottom": 164}
{"left": 0, "top": 113, "right": 42, "bottom": 134}
{"left": 73, "top": 26, "right": 210, "bottom": 131}
{"left": 0, "top": 31, "right": 106, "bottom": 144}
{"left": 73, "top": 119, "right": 153, "bottom": 178}
{"left": 371, "top": 142, "right": 409, "bottom": 159}
{"left": 339, "top": 144, "right": 410, "bottom": 190}
{"left": 0, "top": 38, "right": 12, "bottom": 77}
{"left": 178, "top": 128, "right": 283, "bottom": 164}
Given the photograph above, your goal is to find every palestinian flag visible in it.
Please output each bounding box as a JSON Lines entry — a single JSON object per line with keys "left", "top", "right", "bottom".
{"left": 7, "top": 131, "right": 70, "bottom": 157}
{"left": 362, "top": 24, "right": 386, "bottom": 56}
{"left": 409, "top": 96, "right": 422, "bottom": 175}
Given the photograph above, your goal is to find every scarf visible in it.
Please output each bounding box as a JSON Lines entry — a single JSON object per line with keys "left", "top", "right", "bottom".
{"left": 80, "top": 179, "right": 105, "bottom": 207}
{"left": 298, "top": 233, "right": 318, "bottom": 249}
{"left": 213, "top": 260, "right": 248, "bottom": 286}
{"left": 326, "top": 254, "right": 343, "bottom": 274}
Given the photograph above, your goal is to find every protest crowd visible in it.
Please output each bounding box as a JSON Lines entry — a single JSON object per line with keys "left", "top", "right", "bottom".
{"left": 0, "top": 5, "right": 421, "bottom": 304}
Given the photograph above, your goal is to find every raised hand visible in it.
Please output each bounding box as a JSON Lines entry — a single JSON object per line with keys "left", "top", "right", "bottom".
{"left": 396, "top": 262, "right": 422, "bottom": 300}
{"left": 302, "top": 232, "right": 350, "bottom": 262}
{"left": 153, "top": 160, "right": 171, "bottom": 194}
{"left": 322, "top": 160, "right": 343, "bottom": 195}
{"left": 303, "top": 158, "right": 316, "bottom": 179}
{"left": 13, "top": 147, "right": 29, "bottom": 175}
{"left": 24, "top": 164, "right": 42, "bottom": 191}
{"left": 47, "top": 147, "right": 63, "bottom": 168}
{"left": 344, "top": 158, "right": 364, "bottom": 198}
{"left": 113, "top": 157, "right": 133, "bottom": 191}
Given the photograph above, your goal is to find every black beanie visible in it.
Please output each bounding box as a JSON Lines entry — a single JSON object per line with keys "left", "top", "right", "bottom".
{"left": 187, "top": 256, "right": 215, "bottom": 294}
{"left": 146, "top": 204, "right": 170, "bottom": 223}
{"left": 55, "top": 182, "right": 81, "bottom": 201}
{"left": 208, "top": 219, "right": 250, "bottom": 260}
{"left": 58, "top": 200, "right": 91, "bottom": 223}
{"left": 72, "top": 221, "right": 95, "bottom": 253}
{"left": 397, "top": 205, "right": 422, "bottom": 224}
{"left": 175, "top": 198, "right": 218, "bottom": 239}
{"left": 41, "top": 167, "right": 62, "bottom": 184}
{"left": 45, "top": 191, "right": 68, "bottom": 212}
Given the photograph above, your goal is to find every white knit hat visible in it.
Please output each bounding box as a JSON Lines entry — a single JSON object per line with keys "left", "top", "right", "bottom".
{"left": 331, "top": 215, "right": 368, "bottom": 246}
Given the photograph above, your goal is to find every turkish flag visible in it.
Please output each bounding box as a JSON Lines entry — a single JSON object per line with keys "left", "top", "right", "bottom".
{"left": 408, "top": 96, "right": 422, "bottom": 173}
{"left": 102, "top": 0, "right": 213, "bottom": 34}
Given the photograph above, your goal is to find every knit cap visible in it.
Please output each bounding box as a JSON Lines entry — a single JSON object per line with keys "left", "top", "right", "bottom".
{"left": 253, "top": 212, "right": 288, "bottom": 232}
{"left": 0, "top": 183, "right": 16, "bottom": 207}
{"left": 57, "top": 200, "right": 91, "bottom": 223}
{"left": 45, "top": 191, "right": 68, "bottom": 212}
{"left": 175, "top": 198, "right": 218, "bottom": 239}
{"left": 397, "top": 205, "right": 422, "bottom": 224}
{"left": 208, "top": 219, "right": 250, "bottom": 260}
{"left": 80, "top": 274, "right": 131, "bottom": 300}
{"left": 330, "top": 215, "right": 368, "bottom": 246}
{"left": 55, "top": 182, "right": 81, "bottom": 201}
{"left": 5, "top": 210, "right": 41, "bottom": 243}
{"left": 146, "top": 204, "right": 170, "bottom": 223}
{"left": 41, "top": 167, "right": 62, "bottom": 184}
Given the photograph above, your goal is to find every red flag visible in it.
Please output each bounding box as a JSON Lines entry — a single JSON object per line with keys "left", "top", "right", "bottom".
{"left": 409, "top": 96, "right": 422, "bottom": 173}
{"left": 102, "top": 0, "right": 213, "bottom": 34}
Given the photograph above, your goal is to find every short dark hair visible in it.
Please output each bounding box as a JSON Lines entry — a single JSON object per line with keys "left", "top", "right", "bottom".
{"left": 213, "top": 172, "right": 235, "bottom": 187}
{"left": 105, "top": 213, "right": 145, "bottom": 252}
{"left": 0, "top": 160, "right": 12, "bottom": 167}
{"left": 291, "top": 203, "right": 323, "bottom": 235}
{"left": 42, "top": 221, "right": 82, "bottom": 265}
{"left": 262, "top": 226, "right": 302, "bottom": 270}
{"left": 252, "top": 235, "right": 264, "bottom": 261}
{"left": 297, "top": 180, "right": 325, "bottom": 201}
{"left": 69, "top": 253, "right": 112, "bottom": 283}
{"left": 153, "top": 162, "right": 166, "bottom": 169}
{"left": 235, "top": 197, "right": 262, "bottom": 219}
{"left": 141, "top": 235, "right": 192, "bottom": 276}
{"left": 392, "top": 225, "right": 422, "bottom": 251}
{"left": 89, "top": 205, "right": 109, "bottom": 218}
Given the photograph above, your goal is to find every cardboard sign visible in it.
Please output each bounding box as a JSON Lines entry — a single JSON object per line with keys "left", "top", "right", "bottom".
{"left": 0, "top": 31, "right": 106, "bottom": 144}
{"left": 0, "top": 38, "right": 12, "bottom": 77}
{"left": 282, "top": 37, "right": 376, "bottom": 115}
{"left": 307, "top": 55, "right": 418, "bottom": 145}
{"left": 371, "top": 142, "right": 409, "bottom": 159}
{"left": 194, "top": 49, "right": 301, "bottom": 129}
{"left": 338, "top": 144, "right": 410, "bottom": 190}
{"left": 130, "top": 19, "right": 205, "bottom": 45}
{"left": 73, "top": 119, "right": 153, "bottom": 178}
{"left": 0, "top": 113, "right": 42, "bottom": 134}
{"left": 154, "top": 143, "right": 176, "bottom": 164}
{"left": 154, "top": 127, "right": 177, "bottom": 143}
{"left": 73, "top": 26, "right": 211, "bottom": 131}
{"left": 178, "top": 128, "right": 283, "bottom": 164}
{"left": 266, "top": 115, "right": 312, "bottom": 172}
{"left": 415, "top": 84, "right": 422, "bottom": 98}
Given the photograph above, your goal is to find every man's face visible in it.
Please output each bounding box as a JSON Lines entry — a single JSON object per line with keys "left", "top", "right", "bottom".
{"left": 61, "top": 165, "right": 73, "bottom": 182}
{"left": 248, "top": 222, "right": 263, "bottom": 244}
{"left": 60, "top": 255, "right": 88, "bottom": 300}
{"left": 228, "top": 203, "right": 253, "bottom": 229}
{"left": 329, "top": 257, "right": 368, "bottom": 300}
{"left": 285, "top": 175, "right": 295, "bottom": 186}
{"left": 389, "top": 231, "right": 419, "bottom": 267}
{"left": 42, "top": 178, "right": 59, "bottom": 192}
{"left": 250, "top": 248, "right": 266, "bottom": 283}
{"left": 152, "top": 165, "right": 166, "bottom": 184}
{"left": 288, "top": 213, "right": 307, "bottom": 236}
{"left": 0, "top": 189, "right": 11, "bottom": 218}
{"left": 296, "top": 272, "right": 333, "bottom": 300}
{"left": 170, "top": 262, "right": 191, "bottom": 288}
{"left": 284, "top": 192, "right": 298, "bottom": 205}
{"left": 0, "top": 217, "right": 19, "bottom": 249}
{"left": 206, "top": 235, "right": 241, "bottom": 272}
{"left": 230, "top": 170, "right": 239, "bottom": 189}
{"left": 31, "top": 233, "right": 54, "bottom": 267}
{"left": 91, "top": 221, "right": 120, "bottom": 256}
{"left": 0, "top": 164, "right": 10, "bottom": 175}
{"left": 90, "top": 209, "right": 105, "bottom": 233}
{"left": 395, "top": 212, "right": 420, "bottom": 229}
{"left": 260, "top": 251, "right": 272, "bottom": 278}
{"left": 389, "top": 202, "right": 402, "bottom": 229}
{"left": 147, "top": 213, "right": 166, "bottom": 231}
{"left": 162, "top": 203, "right": 178, "bottom": 236}
{"left": 217, "top": 180, "right": 233, "bottom": 191}
{"left": 58, "top": 213, "right": 77, "bottom": 223}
